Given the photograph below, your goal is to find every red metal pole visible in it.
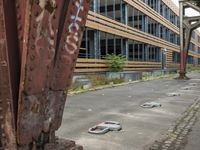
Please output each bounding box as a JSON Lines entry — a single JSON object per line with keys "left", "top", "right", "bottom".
{"left": 178, "top": 1, "right": 189, "bottom": 80}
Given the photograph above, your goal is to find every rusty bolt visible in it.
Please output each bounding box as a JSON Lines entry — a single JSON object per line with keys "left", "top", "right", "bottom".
{"left": 34, "top": 11, "right": 39, "bottom": 17}
{"left": 1, "top": 133, "right": 6, "bottom": 138}
{"left": 18, "top": 25, "right": 22, "bottom": 30}
{"left": 30, "top": 55, "right": 35, "bottom": 60}
{"left": 31, "top": 45, "right": 35, "bottom": 49}
{"left": 35, "top": 0, "right": 39, "bottom": 5}
{"left": 24, "top": 98, "right": 29, "bottom": 101}
{"left": 18, "top": 35, "right": 23, "bottom": 41}
{"left": 48, "top": 55, "right": 51, "bottom": 59}
{"left": 2, "top": 133, "right": 6, "bottom": 138}
{"left": 1, "top": 124, "right": 4, "bottom": 129}
{"left": 33, "top": 24, "right": 37, "bottom": 29}
{"left": 29, "top": 66, "right": 34, "bottom": 71}
{"left": 17, "top": 14, "right": 21, "bottom": 20}
{"left": 32, "top": 34, "right": 36, "bottom": 39}
{"left": 50, "top": 35, "right": 54, "bottom": 39}
{"left": 28, "top": 77, "right": 33, "bottom": 81}
{"left": 47, "top": 65, "right": 50, "bottom": 69}
{"left": 16, "top": 3, "right": 20, "bottom": 8}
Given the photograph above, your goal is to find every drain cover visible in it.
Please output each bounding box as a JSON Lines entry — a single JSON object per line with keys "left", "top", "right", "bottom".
{"left": 88, "top": 121, "right": 122, "bottom": 134}
{"left": 167, "top": 92, "right": 181, "bottom": 97}
{"left": 141, "top": 102, "right": 162, "bottom": 108}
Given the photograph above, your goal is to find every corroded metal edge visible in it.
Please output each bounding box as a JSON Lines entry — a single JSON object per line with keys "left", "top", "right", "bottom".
{"left": 17, "top": 0, "right": 90, "bottom": 147}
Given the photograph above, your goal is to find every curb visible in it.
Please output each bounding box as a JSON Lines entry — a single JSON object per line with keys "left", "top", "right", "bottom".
{"left": 68, "top": 74, "right": 175, "bottom": 96}
{"left": 150, "top": 97, "right": 200, "bottom": 150}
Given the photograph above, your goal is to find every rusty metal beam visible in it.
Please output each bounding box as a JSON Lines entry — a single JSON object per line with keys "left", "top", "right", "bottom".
{"left": 16, "top": 0, "right": 90, "bottom": 149}
{"left": 178, "top": 0, "right": 200, "bottom": 79}
{"left": 0, "top": 0, "right": 20, "bottom": 149}
{"left": 0, "top": 0, "right": 90, "bottom": 149}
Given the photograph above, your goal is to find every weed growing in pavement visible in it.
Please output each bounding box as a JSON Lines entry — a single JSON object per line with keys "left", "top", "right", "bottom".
{"left": 69, "top": 75, "right": 124, "bottom": 93}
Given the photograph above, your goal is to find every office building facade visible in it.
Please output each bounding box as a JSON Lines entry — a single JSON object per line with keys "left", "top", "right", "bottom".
{"left": 75, "top": 0, "right": 200, "bottom": 73}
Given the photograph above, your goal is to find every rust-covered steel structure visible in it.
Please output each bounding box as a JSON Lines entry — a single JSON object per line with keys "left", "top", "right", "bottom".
{"left": 179, "top": 0, "right": 200, "bottom": 79}
{"left": 0, "top": 0, "right": 90, "bottom": 149}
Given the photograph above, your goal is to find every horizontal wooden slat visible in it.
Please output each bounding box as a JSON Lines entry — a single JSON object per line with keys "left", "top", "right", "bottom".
{"left": 77, "top": 58, "right": 107, "bottom": 63}
{"left": 124, "top": 68, "right": 161, "bottom": 71}
{"left": 75, "top": 68, "right": 109, "bottom": 73}
{"left": 127, "top": 61, "right": 161, "bottom": 65}
{"left": 76, "top": 63, "right": 107, "bottom": 67}
{"left": 125, "top": 65, "right": 161, "bottom": 68}
{"left": 75, "top": 58, "right": 163, "bottom": 73}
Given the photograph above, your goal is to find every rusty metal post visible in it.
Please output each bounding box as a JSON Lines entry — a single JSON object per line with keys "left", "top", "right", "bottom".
{"left": 0, "top": 0, "right": 90, "bottom": 149}
{"left": 178, "top": 0, "right": 200, "bottom": 79}
{"left": 179, "top": 0, "right": 187, "bottom": 79}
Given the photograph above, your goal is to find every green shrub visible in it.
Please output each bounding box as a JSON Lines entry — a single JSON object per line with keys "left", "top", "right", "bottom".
{"left": 104, "top": 54, "right": 126, "bottom": 72}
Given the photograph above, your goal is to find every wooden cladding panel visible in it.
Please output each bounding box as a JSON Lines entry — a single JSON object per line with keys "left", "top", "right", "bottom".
{"left": 75, "top": 58, "right": 162, "bottom": 73}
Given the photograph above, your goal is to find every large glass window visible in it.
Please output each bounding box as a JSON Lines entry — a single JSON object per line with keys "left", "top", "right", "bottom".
{"left": 187, "top": 56, "right": 194, "bottom": 64}
{"left": 100, "top": 0, "right": 106, "bottom": 16}
{"left": 134, "top": 43, "right": 139, "bottom": 61}
{"left": 80, "top": 28, "right": 96, "bottom": 58}
{"left": 128, "top": 40, "right": 134, "bottom": 60}
{"left": 107, "top": 0, "right": 114, "bottom": 19}
{"left": 128, "top": 5, "right": 134, "bottom": 27}
{"left": 99, "top": 31, "right": 126, "bottom": 57}
{"left": 172, "top": 52, "right": 180, "bottom": 63}
{"left": 100, "top": 32, "right": 107, "bottom": 58}
{"left": 138, "top": 11, "right": 145, "bottom": 31}
{"left": 134, "top": 8, "right": 139, "bottom": 29}
{"left": 115, "top": 36, "right": 122, "bottom": 55}
{"left": 142, "top": 0, "right": 179, "bottom": 27}
{"left": 115, "top": 0, "right": 121, "bottom": 22}
{"left": 107, "top": 34, "right": 115, "bottom": 54}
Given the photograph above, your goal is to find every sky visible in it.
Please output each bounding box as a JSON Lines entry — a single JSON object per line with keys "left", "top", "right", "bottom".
{"left": 172, "top": 0, "right": 200, "bottom": 30}
{"left": 172, "top": 0, "right": 200, "bottom": 16}
{"left": 172, "top": 0, "right": 179, "bottom": 7}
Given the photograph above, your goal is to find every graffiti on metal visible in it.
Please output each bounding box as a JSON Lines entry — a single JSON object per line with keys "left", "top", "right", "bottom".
{"left": 0, "top": 0, "right": 90, "bottom": 149}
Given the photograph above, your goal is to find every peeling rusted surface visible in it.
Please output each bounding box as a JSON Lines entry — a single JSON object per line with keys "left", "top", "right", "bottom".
{"left": 17, "top": 90, "right": 66, "bottom": 145}
{"left": 0, "top": 0, "right": 90, "bottom": 149}
{"left": 17, "top": 0, "right": 90, "bottom": 147}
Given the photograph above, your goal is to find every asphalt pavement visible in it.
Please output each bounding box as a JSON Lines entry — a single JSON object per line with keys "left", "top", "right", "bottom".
{"left": 57, "top": 72, "right": 200, "bottom": 150}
